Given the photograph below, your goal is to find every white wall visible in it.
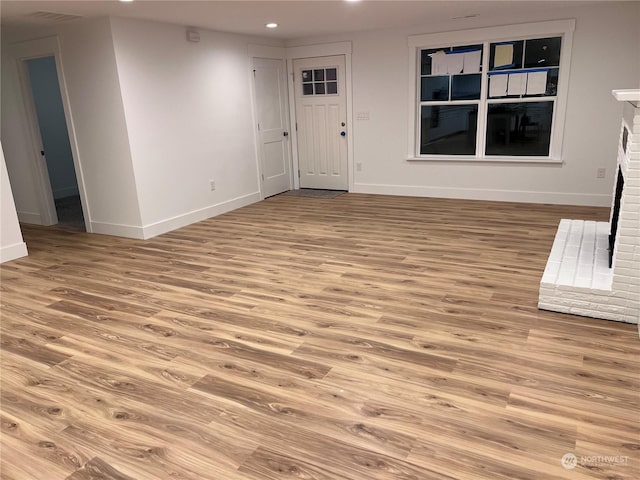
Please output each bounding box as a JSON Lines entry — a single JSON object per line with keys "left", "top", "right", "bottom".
{"left": 1, "top": 41, "right": 43, "bottom": 224}
{"left": 110, "top": 17, "right": 282, "bottom": 237}
{"left": 26, "top": 56, "right": 78, "bottom": 199}
{"left": 2, "top": 16, "right": 283, "bottom": 240}
{"left": 1, "top": 18, "right": 144, "bottom": 236}
{"left": 57, "top": 18, "right": 144, "bottom": 235}
{"left": 1, "top": 142, "right": 28, "bottom": 263}
{"left": 289, "top": 2, "right": 640, "bottom": 206}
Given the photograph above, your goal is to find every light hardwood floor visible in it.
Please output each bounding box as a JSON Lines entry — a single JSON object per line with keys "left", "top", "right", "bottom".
{"left": 1, "top": 193, "right": 638, "bottom": 480}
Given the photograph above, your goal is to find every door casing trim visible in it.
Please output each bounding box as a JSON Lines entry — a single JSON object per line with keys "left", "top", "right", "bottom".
{"left": 286, "top": 42, "right": 353, "bottom": 191}
{"left": 10, "top": 35, "right": 90, "bottom": 231}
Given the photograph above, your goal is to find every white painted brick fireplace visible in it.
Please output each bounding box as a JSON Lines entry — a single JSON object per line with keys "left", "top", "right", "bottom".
{"left": 539, "top": 89, "right": 640, "bottom": 324}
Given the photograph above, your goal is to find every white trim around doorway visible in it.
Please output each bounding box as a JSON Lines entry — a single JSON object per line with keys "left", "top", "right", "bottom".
{"left": 10, "top": 35, "right": 91, "bottom": 232}
{"left": 286, "top": 42, "right": 354, "bottom": 191}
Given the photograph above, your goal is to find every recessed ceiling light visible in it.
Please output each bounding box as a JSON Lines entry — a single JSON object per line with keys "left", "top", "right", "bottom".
{"left": 119, "top": 0, "right": 134, "bottom": 3}
{"left": 266, "top": 22, "right": 278, "bottom": 29}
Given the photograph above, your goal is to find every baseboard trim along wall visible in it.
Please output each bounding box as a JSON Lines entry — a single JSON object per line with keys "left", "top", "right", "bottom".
{"left": 140, "top": 191, "right": 261, "bottom": 240}
{"left": 89, "top": 221, "right": 146, "bottom": 239}
{"left": 0, "top": 242, "right": 28, "bottom": 263}
{"left": 351, "top": 183, "right": 611, "bottom": 207}
{"left": 17, "top": 211, "right": 43, "bottom": 225}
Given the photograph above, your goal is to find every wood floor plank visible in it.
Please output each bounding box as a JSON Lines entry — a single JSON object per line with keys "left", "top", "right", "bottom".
{"left": 2, "top": 193, "right": 637, "bottom": 479}
{"left": 65, "top": 457, "right": 137, "bottom": 480}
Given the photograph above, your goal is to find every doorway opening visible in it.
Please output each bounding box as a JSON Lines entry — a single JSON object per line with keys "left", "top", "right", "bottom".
{"left": 24, "top": 55, "right": 85, "bottom": 230}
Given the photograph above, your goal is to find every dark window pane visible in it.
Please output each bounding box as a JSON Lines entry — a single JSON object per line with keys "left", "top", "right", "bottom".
{"left": 327, "top": 82, "right": 338, "bottom": 94}
{"left": 451, "top": 74, "right": 481, "bottom": 100}
{"left": 314, "top": 82, "right": 325, "bottom": 95}
{"left": 489, "top": 40, "right": 523, "bottom": 70}
{"left": 420, "top": 105, "right": 478, "bottom": 155}
{"left": 303, "top": 83, "right": 313, "bottom": 95}
{"left": 302, "top": 70, "right": 312, "bottom": 82}
{"left": 421, "top": 48, "right": 447, "bottom": 75}
{"left": 421, "top": 76, "right": 449, "bottom": 101}
{"left": 326, "top": 68, "right": 337, "bottom": 81}
{"left": 524, "top": 37, "right": 561, "bottom": 68}
{"left": 313, "top": 69, "right": 324, "bottom": 81}
{"left": 485, "top": 102, "right": 553, "bottom": 156}
{"left": 545, "top": 68, "right": 559, "bottom": 96}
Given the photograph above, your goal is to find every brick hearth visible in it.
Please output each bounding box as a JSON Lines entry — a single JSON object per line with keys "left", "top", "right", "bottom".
{"left": 538, "top": 89, "right": 640, "bottom": 324}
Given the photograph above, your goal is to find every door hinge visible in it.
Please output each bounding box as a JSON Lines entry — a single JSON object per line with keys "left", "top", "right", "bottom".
{"left": 261, "top": 173, "right": 264, "bottom": 181}
{"left": 253, "top": 69, "right": 256, "bottom": 77}
{"left": 295, "top": 123, "right": 298, "bottom": 131}
{"left": 297, "top": 170, "right": 300, "bottom": 178}
{"left": 257, "top": 123, "right": 260, "bottom": 131}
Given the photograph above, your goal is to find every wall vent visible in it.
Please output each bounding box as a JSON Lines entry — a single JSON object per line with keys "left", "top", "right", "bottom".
{"left": 21, "top": 11, "right": 84, "bottom": 24}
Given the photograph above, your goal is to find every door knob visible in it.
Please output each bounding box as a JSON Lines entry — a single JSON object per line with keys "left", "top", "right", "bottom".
{"left": 283, "top": 131, "right": 289, "bottom": 137}
{"left": 340, "top": 131, "right": 346, "bottom": 137}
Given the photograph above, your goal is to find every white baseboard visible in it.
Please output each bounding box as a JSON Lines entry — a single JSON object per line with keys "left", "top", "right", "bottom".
{"left": 17, "top": 211, "right": 42, "bottom": 224}
{"left": 0, "top": 242, "right": 28, "bottom": 263}
{"left": 53, "top": 186, "right": 80, "bottom": 199}
{"left": 350, "top": 183, "right": 611, "bottom": 207}
{"left": 141, "top": 191, "right": 261, "bottom": 239}
{"left": 89, "top": 221, "right": 145, "bottom": 239}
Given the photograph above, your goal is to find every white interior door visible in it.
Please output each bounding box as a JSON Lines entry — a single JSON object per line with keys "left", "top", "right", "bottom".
{"left": 253, "top": 57, "right": 291, "bottom": 198}
{"left": 18, "top": 57, "right": 59, "bottom": 226}
{"left": 294, "top": 55, "right": 348, "bottom": 190}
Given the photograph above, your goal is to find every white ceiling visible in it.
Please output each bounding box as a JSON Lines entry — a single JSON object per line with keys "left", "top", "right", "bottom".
{"left": 0, "top": 1, "right": 612, "bottom": 40}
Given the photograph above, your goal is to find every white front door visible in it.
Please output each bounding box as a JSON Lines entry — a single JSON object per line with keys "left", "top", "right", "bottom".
{"left": 293, "top": 55, "right": 348, "bottom": 190}
{"left": 253, "top": 57, "right": 291, "bottom": 198}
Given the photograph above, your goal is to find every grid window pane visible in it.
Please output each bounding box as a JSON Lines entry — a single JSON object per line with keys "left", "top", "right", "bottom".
{"left": 421, "top": 48, "right": 443, "bottom": 75}
{"left": 301, "top": 67, "right": 338, "bottom": 96}
{"left": 451, "top": 74, "right": 481, "bottom": 100}
{"left": 485, "top": 102, "right": 553, "bottom": 156}
{"left": 421, "top": 76, "right": 449, "bottom": 101}
{"left": 524, "top": 37, "right": 561, "bottom": 68}
{"left": 489, "top": 40, "right": 524, "bottom": 70}
{"left": 420, "top": 105, "right": 478, "bottom": 155}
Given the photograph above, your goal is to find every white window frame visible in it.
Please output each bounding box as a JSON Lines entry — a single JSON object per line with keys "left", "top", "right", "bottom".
{"left": 407, "top": 19, "right": 575, "bottom": 163}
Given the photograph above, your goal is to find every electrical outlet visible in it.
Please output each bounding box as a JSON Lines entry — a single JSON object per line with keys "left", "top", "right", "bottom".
{"left": 209, "top": 180, "right": 216, "bottom": 191}
{"left": 356, "top": 162, "right": 362, "bottom": 172}
{"left": 597, "top": 168, "right": 606, "bottom": 179}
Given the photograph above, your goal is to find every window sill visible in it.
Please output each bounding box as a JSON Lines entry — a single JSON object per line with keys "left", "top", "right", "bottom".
{"left": 407, "top": 156, "right": 563, "bottom": 164}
